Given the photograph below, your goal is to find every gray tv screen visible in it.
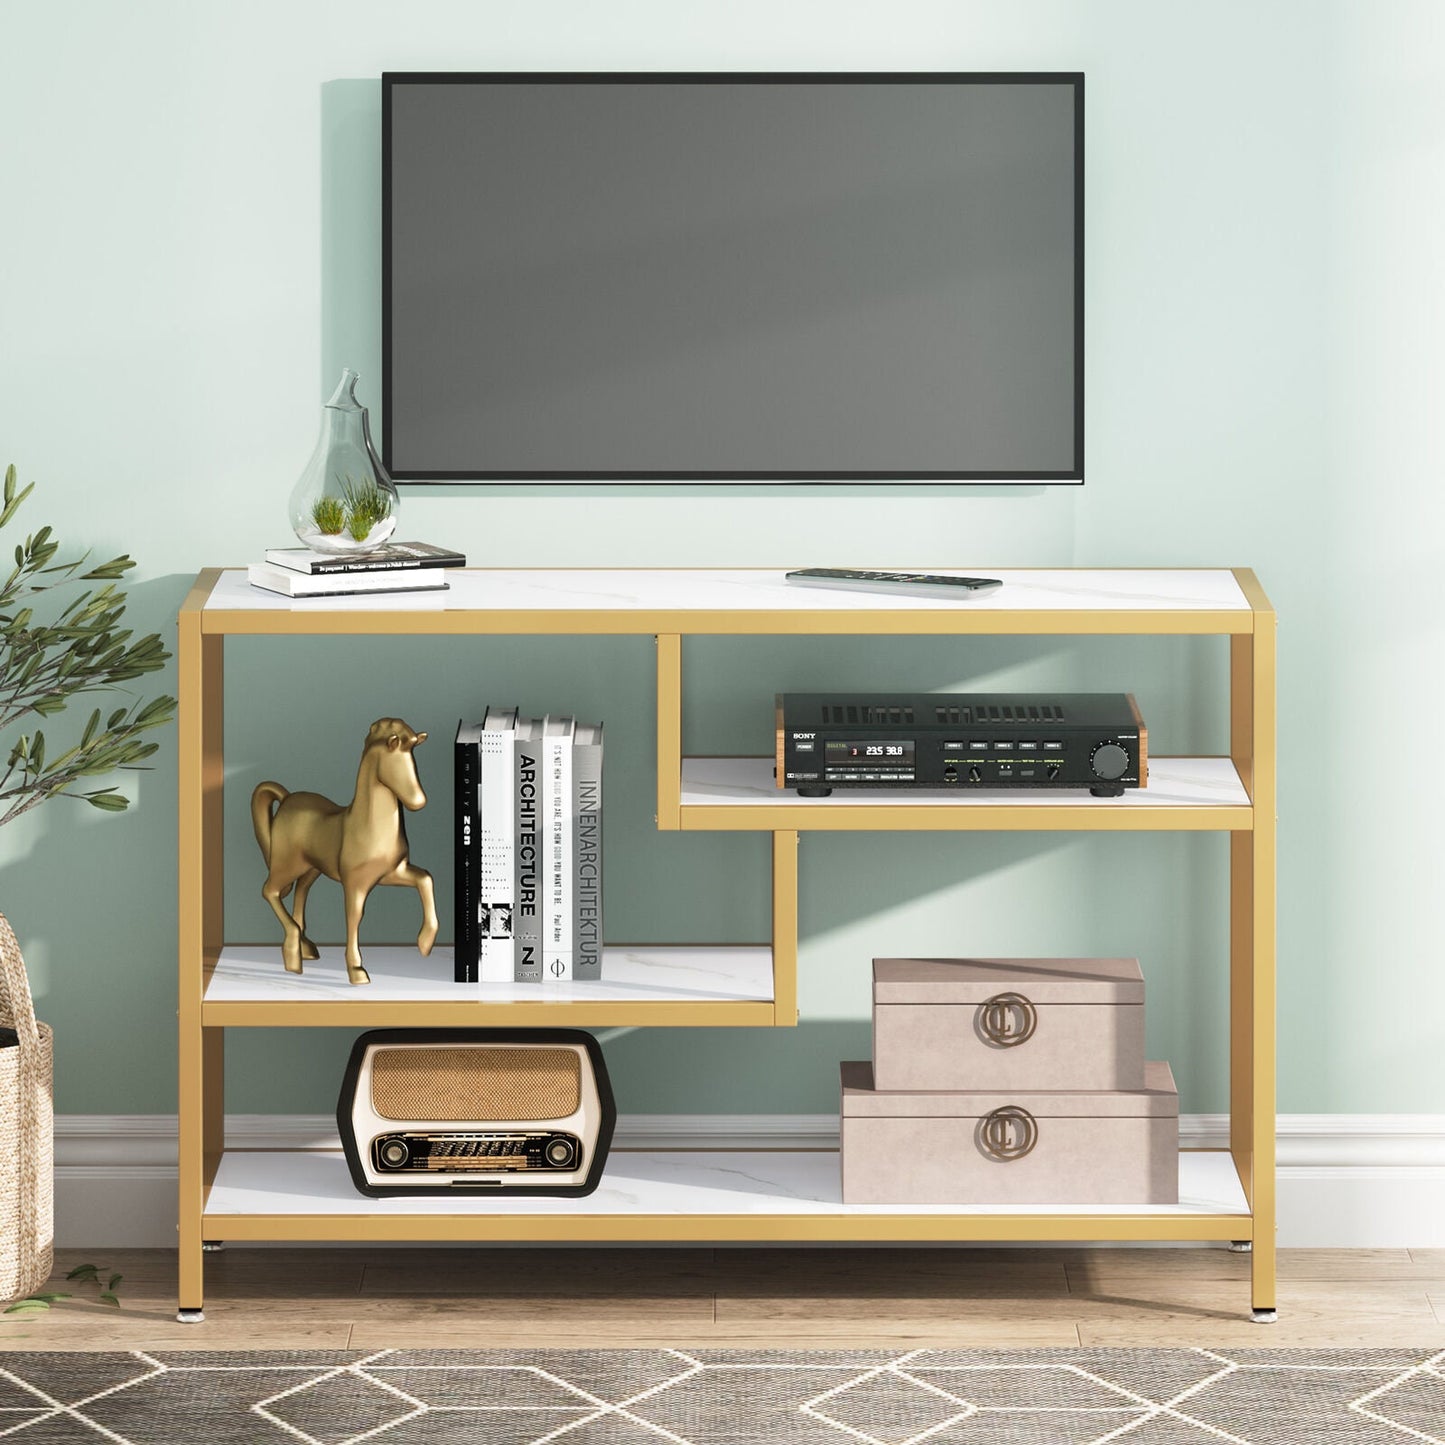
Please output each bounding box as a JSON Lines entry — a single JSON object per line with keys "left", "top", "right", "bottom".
{"left": 383, "top": 73, "right": 1083, "bottom": 484}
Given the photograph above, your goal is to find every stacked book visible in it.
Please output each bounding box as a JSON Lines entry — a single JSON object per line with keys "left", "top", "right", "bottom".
{"left": 247, "top": 542, "right": 464, "bottom": 597}
{"left": 454, "top": 708, "right": 603, "bottom": 984}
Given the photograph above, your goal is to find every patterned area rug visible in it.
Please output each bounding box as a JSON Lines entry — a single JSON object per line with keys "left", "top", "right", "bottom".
{"left": 0, "top": 1348, "right": 1443, "bottom": 1443}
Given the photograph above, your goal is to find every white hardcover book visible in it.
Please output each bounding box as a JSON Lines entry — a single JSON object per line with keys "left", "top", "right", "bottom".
{"left": 572, "top": 722, "right": 603, "bottom": 982}
{"left": 511, "top": 716, "right": 545, "bottom": 983}
{"left": 477, "top": 705, "right": 519, "bottom": 985}
{"left": 541, "top": 715, "right": 576, "bottom": 981}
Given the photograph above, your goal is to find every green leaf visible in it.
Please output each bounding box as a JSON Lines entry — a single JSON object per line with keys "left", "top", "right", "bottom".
{"left": 81, "top": 709, "right": 101, "bottom": 747}
{"left": 4, "top": 1300, "right": 50, "bottom": 1315}
{"left": 107, "top": 1273, "right": 123, "bottom": 1291}
{"left": 4, "top": 464, "right": 14, "bottom": 505}
{"left": 98, "top": 1293, "right": 120, "bottom": 1308}
{"left": 65, "top": 1264, "right": 100, "bottom": 1281}
{"left": 86, "top": 792, "right": 129, "bottom": 812}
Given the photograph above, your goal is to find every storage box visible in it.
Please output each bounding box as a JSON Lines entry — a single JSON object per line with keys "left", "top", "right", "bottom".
{"left": 840, "top": 1059, "right": 1179, "bottom": 1206}
{"left": 871, "top": 957, "right": 1145, "bottom": 1092}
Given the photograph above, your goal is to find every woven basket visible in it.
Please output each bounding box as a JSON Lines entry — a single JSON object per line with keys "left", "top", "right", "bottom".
{"left": 0, "top": 911, "right": 53, "bottom": 1304}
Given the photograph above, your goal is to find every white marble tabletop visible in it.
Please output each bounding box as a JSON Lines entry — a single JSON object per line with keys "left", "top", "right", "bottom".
{"left": 205, "top": 568, "right": 1251, "bottom": 615}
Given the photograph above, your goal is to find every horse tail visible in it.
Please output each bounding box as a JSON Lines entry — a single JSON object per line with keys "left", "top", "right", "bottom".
{"left": 251, "top": 781, "right": 289, "bottom": 866}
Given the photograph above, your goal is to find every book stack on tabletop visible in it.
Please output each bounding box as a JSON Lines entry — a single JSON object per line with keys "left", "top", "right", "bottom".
{"left": 454, "top": 708, "right": 603, "bottom": 985}
{"left": 246, "top": 542, "right": 464, "bottom": 597}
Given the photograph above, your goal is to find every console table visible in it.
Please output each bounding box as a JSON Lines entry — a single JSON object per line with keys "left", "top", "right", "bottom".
{"left": 177, "top": 567, "right": 1275, "bottom": 1320}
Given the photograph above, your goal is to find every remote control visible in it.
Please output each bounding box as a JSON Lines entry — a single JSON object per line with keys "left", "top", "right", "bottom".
{"left": 784, "top": 568, "right": 1003, "bottom": 598}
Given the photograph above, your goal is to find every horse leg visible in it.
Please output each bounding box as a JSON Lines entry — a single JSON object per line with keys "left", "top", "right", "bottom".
{"left": 292, "top": 868, "right": 323, "bottom": 961}
{"left": 379, "top": 859, "right": 438, "bottom": 957}
{"left": 343, "top": 879, "right": 371, "bottom": 986}
{"left": 262, "top": 871, "right": 306, "bottom": 973}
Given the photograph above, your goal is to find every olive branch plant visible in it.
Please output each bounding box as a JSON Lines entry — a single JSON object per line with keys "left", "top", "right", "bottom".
{"left": 0, "top": 463, "right": 176, "bottom": 827}
{"left": 0, "top": 461, "right": 173, "bottom": 1320}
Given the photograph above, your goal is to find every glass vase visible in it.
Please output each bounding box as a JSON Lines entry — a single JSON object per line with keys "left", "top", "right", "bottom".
{"left": 289, "top": 370, "right": 399, "bottom": 554}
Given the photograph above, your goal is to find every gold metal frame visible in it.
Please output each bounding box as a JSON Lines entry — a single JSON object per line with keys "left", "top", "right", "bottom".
{"left": 178, "top": 566, "right": 1275, "bottom": 1317}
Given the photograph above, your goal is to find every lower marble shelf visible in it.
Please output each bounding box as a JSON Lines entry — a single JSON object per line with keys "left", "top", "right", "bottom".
{"left": 202, "top": 1149, "right": 1251, "bottom": 1243}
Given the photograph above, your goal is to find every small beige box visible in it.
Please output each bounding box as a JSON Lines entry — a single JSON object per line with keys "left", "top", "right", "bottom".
{"left": 840, "top": 1059, "right": 1179, "bottom": 1206}
{"left": 872, "top": 957, "right": 1145, "bottom": 1092}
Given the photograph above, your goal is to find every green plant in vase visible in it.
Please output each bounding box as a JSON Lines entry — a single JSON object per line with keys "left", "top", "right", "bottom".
{"left": 339, "top": 475, "right": 393, "bottom": 545}
{"left": 310, "top": 495, "right": 347, "bottom": 537}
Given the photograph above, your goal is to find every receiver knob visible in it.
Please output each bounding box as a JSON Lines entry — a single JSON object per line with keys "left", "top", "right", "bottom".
{"left": 545, "top": 1136, "right": 576, "bottom": 1168}
{"left": 1090, "top": 742, "right": 1129, "bottom": 781}
{"left": 377, "top": 1138, "right": 410, "bottom": 1170}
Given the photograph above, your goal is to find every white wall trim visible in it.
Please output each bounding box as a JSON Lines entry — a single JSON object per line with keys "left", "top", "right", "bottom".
{"left": 53, "top": 1113, "right": 1445, "bottom": 1248}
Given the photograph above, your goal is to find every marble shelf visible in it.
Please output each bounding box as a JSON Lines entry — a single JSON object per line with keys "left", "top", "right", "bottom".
{"left": 203, "top": 1149, "right": 1250, "bottom": 1241}
{"left": 203, "top": 944, "right": 777, "bottom": 1027}
{"left": 197, "top": 567, "right": 1255, "bottom": 636}
{"left": 676, "top": 756, "right": 1253, "bottom": 831}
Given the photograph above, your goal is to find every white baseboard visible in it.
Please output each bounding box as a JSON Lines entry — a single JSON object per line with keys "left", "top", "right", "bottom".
{"left": 52, "top": 1113, "right": 1445, "bottom": 1249}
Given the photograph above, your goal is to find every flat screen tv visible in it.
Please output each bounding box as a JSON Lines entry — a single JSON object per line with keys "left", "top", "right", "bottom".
{"left": 383, "top": 72, "right": 1083, "bottom": 484}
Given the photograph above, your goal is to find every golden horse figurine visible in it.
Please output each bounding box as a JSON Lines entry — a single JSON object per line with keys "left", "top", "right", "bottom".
{"left": 251, "top": 718, "right": 437, "bottom": 985}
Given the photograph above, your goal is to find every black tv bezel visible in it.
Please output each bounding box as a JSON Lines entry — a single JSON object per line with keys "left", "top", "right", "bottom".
{"left": 381, "top": 71, "right": 1085, "bottom": 486}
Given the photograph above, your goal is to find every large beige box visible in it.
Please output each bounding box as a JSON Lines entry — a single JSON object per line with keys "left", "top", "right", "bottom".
{"left": 840, "top": 1059, "right": 1179, "bottom": 1206}
{"left": 872, "top": 957, "right": 1145, "bottom": 1092}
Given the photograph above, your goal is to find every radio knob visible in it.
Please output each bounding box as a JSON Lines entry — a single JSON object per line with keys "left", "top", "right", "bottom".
{"left": 545, "top": 1137, "right": 575, "bottom": 1168}
{"left": 1090, "top": 742, "right": 1129, "bottom": 781}
{"left": 378, "top": 1138, "right": 410, "bottom": 1170}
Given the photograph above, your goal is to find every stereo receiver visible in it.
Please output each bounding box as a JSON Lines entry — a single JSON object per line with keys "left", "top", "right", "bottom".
{"left": 776, "top": 693, "right": 1147, "bottom": 798}
{"left": 337, "top": 1028, "right": 615, "bottom": 1197}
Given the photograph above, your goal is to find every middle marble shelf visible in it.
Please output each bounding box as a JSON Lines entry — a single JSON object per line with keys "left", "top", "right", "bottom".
{"left": 672, "top": 756, "right": 1253, "bottom": 832}
{"left": 202, "top": 944, "right": 779, "bottom": 1027}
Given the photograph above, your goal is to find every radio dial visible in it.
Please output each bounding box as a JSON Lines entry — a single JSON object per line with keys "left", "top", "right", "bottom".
{"left": 1090, "top": 741, "right": 1130, "bottom": 781}
{"left": 544, "top": 1136, "right": 576, "bottom": 1169}
{"left": 378, "top": 1138, "right": 410, "bottom": 1170}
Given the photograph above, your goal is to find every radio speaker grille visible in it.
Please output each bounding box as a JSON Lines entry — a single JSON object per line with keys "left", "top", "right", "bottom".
{"left": 370, "top": 1047, "right": 582, "bottom": 1121}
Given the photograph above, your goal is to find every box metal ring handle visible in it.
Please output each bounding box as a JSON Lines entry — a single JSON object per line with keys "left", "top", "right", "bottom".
{"left": 979, "top": 992, "right": 1037, "bottom": 1047}
{"left": 978, "top": 1105, "right": 1038, "bottom": 1161}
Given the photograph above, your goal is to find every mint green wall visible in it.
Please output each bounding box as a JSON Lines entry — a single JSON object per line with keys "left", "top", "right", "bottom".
{"left": 0, "top": 2, "right": 1432, "bottom": 1117}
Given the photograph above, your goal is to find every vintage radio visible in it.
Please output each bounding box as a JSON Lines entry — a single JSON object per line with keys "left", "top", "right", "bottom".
{"left": 337, "top": 1029, "right": 615, "bottom": 1197}
{"left": 776, "top": 692, "right": 1147, "bottom": 797}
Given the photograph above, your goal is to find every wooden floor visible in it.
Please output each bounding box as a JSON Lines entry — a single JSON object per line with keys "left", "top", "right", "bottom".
{"left": 5, "top": 1247, "right": 1445, "bottom": 1352}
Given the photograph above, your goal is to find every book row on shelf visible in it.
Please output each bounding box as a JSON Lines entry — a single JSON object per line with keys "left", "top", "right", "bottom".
{"left": 454, "top": 707, "right": 603, "bottom": 985}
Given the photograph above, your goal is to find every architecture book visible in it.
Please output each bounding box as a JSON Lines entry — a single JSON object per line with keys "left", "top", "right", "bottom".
{"left": 452, "top": 720, "right": 483, "bottom": 983}
{"left": 511, "top": 716, "right": 545, "bottom": 983}
{"left": 477, "top": 706, "right": 520, "bottom": 984}
{"left": 542, "top": 715, "right": 577, "bottom": 980}
{"left": 573, "top": 722, "right": 603, "bottom": 981}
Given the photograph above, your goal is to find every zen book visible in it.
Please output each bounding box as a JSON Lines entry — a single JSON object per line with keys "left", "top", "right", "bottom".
{"left": 478, "top": 706, "right": 520, "bottom": 984}
{"left": 263, "top": 541, "right": 466, "bottom": 574}
{"left": 511, "top": 716, "right": 545, "bottom": 982}
{"left": 542, "top": 715, "right": 577, "bottom": 980}
{"left": 573, "top": 721, "right": 604, "bottom": 981}
{"left": 452, "top": 720, "right": 483, "bottom": 983}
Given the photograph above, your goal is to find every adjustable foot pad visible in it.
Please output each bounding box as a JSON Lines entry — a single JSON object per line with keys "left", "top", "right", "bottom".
{"left": 176, "top": 1308, "right": 205, "bottom": 1324}
{"left": 1229, "top": 1240, "right": 1253, "bottom": 1253}
{"left": 1251, "top": 1308, "right": 1278, "bottom": 1324}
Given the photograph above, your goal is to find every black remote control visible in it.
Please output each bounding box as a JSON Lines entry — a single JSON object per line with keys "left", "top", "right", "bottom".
{"left": 784, "top": 568, "right": 1003, "bottom": 598}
